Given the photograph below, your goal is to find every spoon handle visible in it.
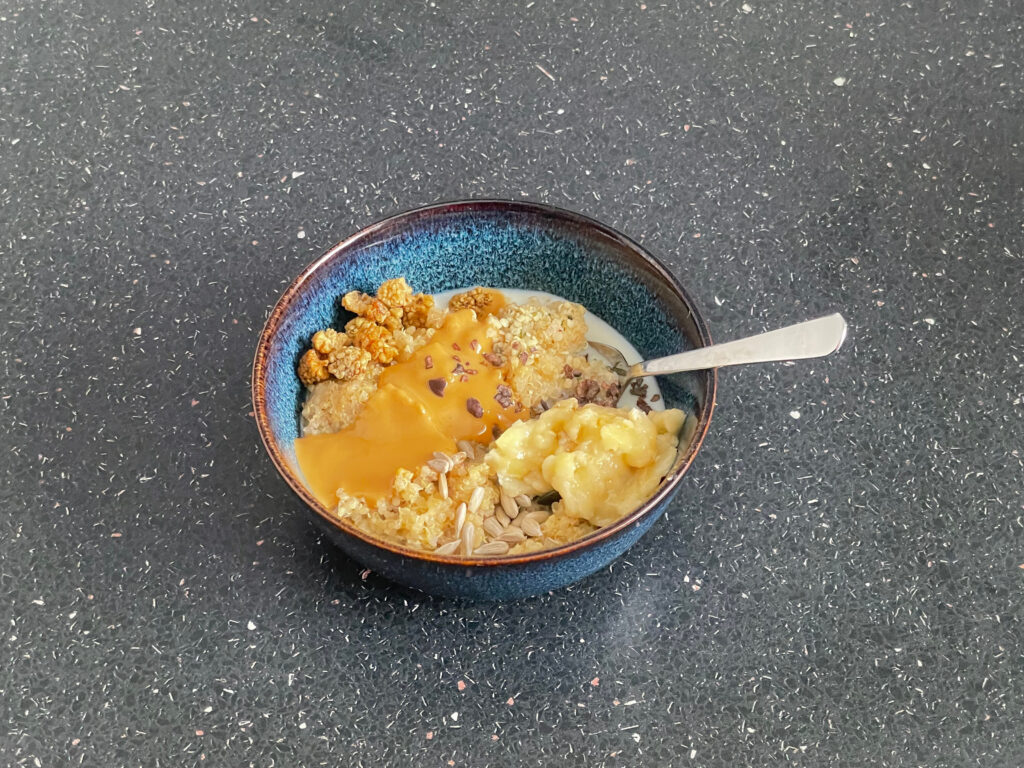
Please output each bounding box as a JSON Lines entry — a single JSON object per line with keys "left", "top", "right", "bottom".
{"left": 637, "top": 313, "right": 848, "bottom": 377}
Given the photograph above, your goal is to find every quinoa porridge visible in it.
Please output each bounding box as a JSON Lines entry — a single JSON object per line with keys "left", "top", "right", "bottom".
{"left": 294, "top": 277, "right": 688, "bottom": 557}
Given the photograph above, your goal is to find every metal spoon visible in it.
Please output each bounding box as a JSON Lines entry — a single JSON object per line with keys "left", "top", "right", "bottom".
{"left": 589, "top": 313, "right": 848, "bottom": 388}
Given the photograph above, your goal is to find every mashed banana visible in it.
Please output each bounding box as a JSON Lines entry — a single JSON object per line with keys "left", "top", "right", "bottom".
{"left": 486, "top": 398, "right": 685, "bottom": 527}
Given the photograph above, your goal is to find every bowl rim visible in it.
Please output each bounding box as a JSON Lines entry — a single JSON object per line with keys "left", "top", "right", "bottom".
{"left": 252, "top": 199, "right": 717, "bottom": 566}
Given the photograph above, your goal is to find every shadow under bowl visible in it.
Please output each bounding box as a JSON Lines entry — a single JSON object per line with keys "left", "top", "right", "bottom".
{"left": 253, "top": 200, "right": 716, "bottom": 599}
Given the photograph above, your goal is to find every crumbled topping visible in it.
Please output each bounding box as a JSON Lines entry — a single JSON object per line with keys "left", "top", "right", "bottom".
{"left": 428, "top": 378, "right": 447, "bottom": 397}
{"left": 628, "top": 379, "right": 649, "bottom": 399}
{"left": 576, "top": 379, "right": 601, "bottom": 403}
{"left": 466, "top": 397, "right": 484, "bottom": 418}
{"left": 575, "top": 378, "right": 622, "bottom": 407}
{"left": 494, "top": 385, "right": 514, "bottom": 409}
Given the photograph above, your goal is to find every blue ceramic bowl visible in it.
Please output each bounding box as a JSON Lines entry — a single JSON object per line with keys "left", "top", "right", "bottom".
{"left": 252, "top": 200, "right": 716, "bottom": 599}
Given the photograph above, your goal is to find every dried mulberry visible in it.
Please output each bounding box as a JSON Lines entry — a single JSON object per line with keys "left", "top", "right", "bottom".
{"left": 327, "top": 345, "right": 373, "bottom": 380}
{"left": 345, "top": 317, "right": 399, "bottom": 364}
{"left": 312, "top": 328, "right": 347, "bottom": 355}
{"left": 403, "top": 293, "right": 436, "bottom": 327}
{"left": 376, "top": 276, "right": 414, "bottom": 308}
{"left": 449, "top": 286, "right": 494, "bottom": 313}
{"left": 298, "top": 349, "right": 330, "bottom": 386}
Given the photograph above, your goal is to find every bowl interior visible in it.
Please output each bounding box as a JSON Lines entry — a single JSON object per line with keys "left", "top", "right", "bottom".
{"left": 259, "top": 202, "right": 710, "bottom": 507}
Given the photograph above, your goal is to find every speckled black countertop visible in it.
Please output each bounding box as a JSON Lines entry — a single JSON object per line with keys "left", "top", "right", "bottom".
{"left": 3, "top": 1, "right": 1022, "bottom": 765}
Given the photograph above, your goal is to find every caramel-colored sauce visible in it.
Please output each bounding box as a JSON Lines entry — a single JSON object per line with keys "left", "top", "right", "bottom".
{"left": 295, "top": 307, "right": 523, "bottom": 508}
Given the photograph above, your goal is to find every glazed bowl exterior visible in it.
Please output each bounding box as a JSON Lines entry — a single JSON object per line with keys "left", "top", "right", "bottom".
{"left": 253, "top": 200, "right": 716, "bottom": 599}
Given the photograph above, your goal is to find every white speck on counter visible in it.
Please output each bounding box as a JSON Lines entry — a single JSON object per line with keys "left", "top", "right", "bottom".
{"left": 741, "top": 3, "right": 753, "bottom": 13}
{"left": 297, "top": 230, "right": 306, "bottom": 239}
{"left": 247, "top": 620, "right": 256, "bottom": 630}
{"left": 833, "top": 76, "right": 847, "bottom": 86}
{"left": 450, "top": 711, "right": 459, "bottom": 721}
{"left": 291, "top": 171, "right": 305, "bottom": 179}
{"left": 790, "top": 410, "right": 801, "bottom": 419}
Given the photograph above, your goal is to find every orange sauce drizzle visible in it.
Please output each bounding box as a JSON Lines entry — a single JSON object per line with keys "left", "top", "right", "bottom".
{"left": 295, "top": 305, "right": 522, "bottom": 508}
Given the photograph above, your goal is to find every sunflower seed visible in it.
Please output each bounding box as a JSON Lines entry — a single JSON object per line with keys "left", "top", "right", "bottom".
{"left": 483, "top": 517, "right": 504, "bottom": 538}
{"left": 427, "top": 458, "right": 448, "bottom": 473}
{"left": 494, "top": 509, "right": 510, "bottom": 527}
{"left": 474, "top": 540, "right": 510, "bottom": 556}
{"left": 520, "top": 517, "right": 543, "bottom": 538}
{"left": 460, "top": 521, "right": 475, "bottom": 555}
{"left": 457, "top": 440, "right": 476, "bottom": 457}
{"left": 434, "top": 540, "right": 461, "bottom": 555}
{"left": 438, "top": 472, "right": 449, "bottom": 500}
{"left": 499, "top": 490, "right": 518, "bottom": 521}
{"left": 497, "top": 527, "right": 526, "bottom": 544}
{"left": 432, "top": 451, "right": 454, "bottom": 472}
{"left": 467, "top": 487, "right": 486, "bottom": 515}
{"left": 510, "top": 515, "right": 524, "bottom": 529}
{"left": 454, "top": 502, "right": 467, "bottom": 536}
{"left": 524, "top": 509, "right": 551, "bottom": 525}
{"left": 514, "top": 494, "right": 532, "bottom": 509}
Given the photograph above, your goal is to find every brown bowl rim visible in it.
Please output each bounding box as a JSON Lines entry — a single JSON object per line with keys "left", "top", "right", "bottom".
{"left": 251, "top": 199, "right": 717, "bottom": 567}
